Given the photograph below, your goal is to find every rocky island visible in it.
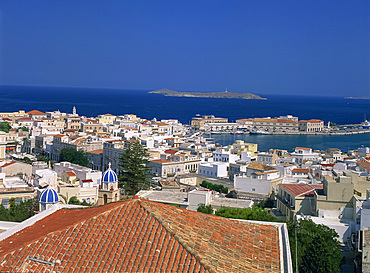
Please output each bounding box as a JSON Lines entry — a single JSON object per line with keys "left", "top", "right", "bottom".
{"left": 149, "top": 89, "right": 267, "bottom": 100}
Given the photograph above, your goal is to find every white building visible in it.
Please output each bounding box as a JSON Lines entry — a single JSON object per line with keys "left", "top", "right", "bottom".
{"left": 198, "top": 162, "right": 228, "bottom": 178}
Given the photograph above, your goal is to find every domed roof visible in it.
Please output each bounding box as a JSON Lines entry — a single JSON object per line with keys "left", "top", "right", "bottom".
{"left": 102, "top": 163, "right": 118, "bottom": 183}
{"left": 39, "top": 187, "right": 59, "bottom": 203}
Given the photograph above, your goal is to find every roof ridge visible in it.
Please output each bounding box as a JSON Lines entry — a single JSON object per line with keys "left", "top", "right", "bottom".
{"left": 137, "top": 199, "right": 212, "bottom": 272}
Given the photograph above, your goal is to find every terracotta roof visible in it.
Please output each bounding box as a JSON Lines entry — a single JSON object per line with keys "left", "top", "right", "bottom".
{"left": 276, "top": 119, "right": 298, "bottom": 124}
{"left": 295, "top": 147, "right": 311, "bottom": 151}
{"left": 151, "top": 159, "right": 171, "bottom": 163}
{"left": 16, "top": 117, "right": 32, "bottom": 121}
{"left": 63, "top": 129, "right": 78, "bottom": 132}
{"left": 88, "top": 149, "right": 103, "bottom": 155}
{"left": 27, "top": 110, "right": 46, "bottom": 115}
{"left": 81, "top": 179, "right": 93, "bottom": 183}
{"left": 54, "top": 134, "right": 65, "bottom": 138}
{"left": 279, "top": 184, "right": 316, "bottom": 197}
{"left": 299, "top": 119, "right": 323, "bottom": 123}
{"left": 65, "top": 171, "right": 76, "bottom": 176}
{"left": 0, "top": 199, "right": 283, "bottom": 272}
{"left": 359, "top": 161, "right": 370, "bottom": 169}
{"left": 292, "top": 168, "right": 309, "bottom": 173}
{"left": 164, "top": 149, "right": 177, "bottom": 154}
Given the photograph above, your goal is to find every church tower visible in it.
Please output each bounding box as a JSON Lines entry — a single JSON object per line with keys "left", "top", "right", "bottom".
{"left": 98, "top": 163, "right": 120, "bottom": 205}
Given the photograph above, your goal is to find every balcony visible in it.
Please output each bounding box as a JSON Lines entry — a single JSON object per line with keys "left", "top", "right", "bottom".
{"left": 276, "top": 195, "right": 295, "bottom": 210}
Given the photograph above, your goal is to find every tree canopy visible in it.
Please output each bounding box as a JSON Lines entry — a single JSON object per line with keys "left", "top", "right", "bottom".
{"left": 119, "top": 141, "right": 151, "bottom": 195}
{"left": 59, "top": 147, "right": 89, "bottom": 167}
{"left": 197, "top": 204, "right": 213, "bottom": 214}
{"left": 215, "top": 206, "right": 280, "bottom": 222}
{"left": 0, "top": 122, "right": 11, "bottom": 133}
{"left": 0, "top": 197, "right": 38, "bottom": 222}
{"left": 288, "top": 219, "right": 342, "bottom": 273}
{"left": 200, "top": 180, "right": 228, "bottom": 194}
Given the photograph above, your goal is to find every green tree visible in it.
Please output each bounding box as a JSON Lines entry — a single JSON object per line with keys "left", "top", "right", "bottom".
{"left": 288, "top": 219, "right": 342, "bottom": 273}
{"left": 17, "top": 126, "right": 29, "bottom": 132}
{"left": 200, "top": 180, "right": 228, "bottom": 194}
{"left": 0, "top": 122, "right": 11, "bottom": 133}
{"left": 197, "top": 204, "right": 213, "bottom": 214}
{"left": 215, "top": 206, "right": 279, "bottom": 222}
{"left": 0, "top": 197, "right": 38, "bottom": 222}
{"left": 119, "top": 142, "right": 151, "bottom": 195}
{"left": 59, "top": 147, "right": 89, "bottom": 167}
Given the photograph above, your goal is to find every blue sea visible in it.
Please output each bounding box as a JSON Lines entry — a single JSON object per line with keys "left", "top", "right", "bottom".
{"left": 1, "top": 85, "right": 370, "bottom": 151}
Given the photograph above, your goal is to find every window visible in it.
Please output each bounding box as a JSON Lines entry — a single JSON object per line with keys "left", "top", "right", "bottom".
{"left": 2, "top": 199, "right": 8, "bottom": 208}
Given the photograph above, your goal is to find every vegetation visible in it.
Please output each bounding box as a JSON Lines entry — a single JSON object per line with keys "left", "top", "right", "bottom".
{"left": 0, "top": 122, "right": 11, "bottom": 133}
{"left": 215, "top": 206, "right": 280, "bottom": 222}
{"left": 255, "top": 199, "right": 274, "bottom": 209}
{"left": 200, "top": 180, "right": 228, "bottom": 194}
{"left": 59, "top": 147, "right": 89, "bottom": 167}
{"left": 59, "top": 195, "right": 90, "bottom": 206}
{"left": 0, "top": 197, "right": 38, "bottom": 222}
{"left": 119, "top": 142, "right": 151, "bottom": 195}
{"left": 197, "top": 204, "right": 213, "bottom": 214}
{"left": 37, "top": 156, "right": 53, "bottom": 168}
{"left": 17, "top": 126, "right": 29, "bottom": 132}
{"left": 288, "top": 219, "right": 342, "bottom": 273}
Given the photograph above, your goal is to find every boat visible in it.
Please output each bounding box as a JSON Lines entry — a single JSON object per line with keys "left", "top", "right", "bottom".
{"left": 361, "top": 114, "right": 370, "bottom": 129}
{"left": 250, "top": 130, "right": 272, "bottom": 135}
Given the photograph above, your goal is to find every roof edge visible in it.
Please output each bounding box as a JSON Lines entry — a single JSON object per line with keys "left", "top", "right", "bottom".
{"left": 234, "top": 219, "right": 293, "bottom": 273}
{"left": 0, "top": 204, "right": 83, "bottom": 242}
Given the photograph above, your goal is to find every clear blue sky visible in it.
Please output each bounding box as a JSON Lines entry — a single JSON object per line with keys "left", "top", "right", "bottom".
{"left": 0, "top": 1, "right": 369, "bottom": 96}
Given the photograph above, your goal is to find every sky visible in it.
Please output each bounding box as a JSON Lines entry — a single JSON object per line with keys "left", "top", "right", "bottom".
{"left": 0, "top": 1, "right": 369, "bottom": 97}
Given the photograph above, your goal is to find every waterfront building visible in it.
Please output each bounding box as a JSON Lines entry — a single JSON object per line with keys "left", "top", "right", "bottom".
{"left": 298, "top": 119, "right": 324, "bottom": 132}
{"left": 191, "top": 115, "right": 228, "bottom": 130}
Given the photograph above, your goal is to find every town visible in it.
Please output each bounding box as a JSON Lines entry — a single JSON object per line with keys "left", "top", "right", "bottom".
{"left": 0, "top": 108, "right": 369, "bottom": 272}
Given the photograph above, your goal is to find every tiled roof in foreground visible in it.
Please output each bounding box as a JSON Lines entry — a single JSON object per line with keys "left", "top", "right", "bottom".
{"left": 0, "top": 198, "right": 288, "bottom": 273}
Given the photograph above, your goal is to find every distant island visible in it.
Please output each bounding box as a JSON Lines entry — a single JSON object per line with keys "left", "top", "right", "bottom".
{"left": 149, "top": 89, "right": 267, "bottom": 100}
{"left": 346, "top": 96, "right": 370, "bottom": 100}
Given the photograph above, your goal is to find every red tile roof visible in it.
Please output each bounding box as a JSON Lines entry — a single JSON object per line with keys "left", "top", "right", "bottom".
{"left": 279, "top": 184, "right": 316, "bottom": 197}
{"left": 295, "top": 147, "right": 311, "bottom": 150}
{"left": 81, "top": 179, "right": 93, "bottom": 183}
{"left": 0, "top": 199, "right": 283, "bottom": 272}
{"left": 27, "top": 110, "right": 46, "bottom": 115}
{"left": 151, "top": 159, "right": 171, "bottom": 163}
{"left": 88, "top": 149, "right": 103, "bottom": 155}
{"left": 292, "top": 168, "right": 309, "bottom": 173}
{"left": 65, "top": 171, "right": 76, "bottom": 176}
{"left": 164, "top": 149, "right": 177, "bottom": 154}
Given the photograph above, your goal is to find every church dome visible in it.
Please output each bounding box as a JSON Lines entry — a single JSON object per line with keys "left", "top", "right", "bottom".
{"left": 102, "top": 163, "right": 118, "bottom": 183}
{"left": 39, "top": 187, "right": 59, "bottom": 203}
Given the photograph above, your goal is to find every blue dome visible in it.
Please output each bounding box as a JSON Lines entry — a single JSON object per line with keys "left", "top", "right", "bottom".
{"left": 102, "top": 164, "right": 118, "bottom": 183}
{"left": 39, "top": 187, "right": 59, "bottom": 203}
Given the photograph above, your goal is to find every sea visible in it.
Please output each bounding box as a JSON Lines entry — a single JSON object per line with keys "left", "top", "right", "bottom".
{"left": 1, "top": 85, "right": 370, "bottom": 152}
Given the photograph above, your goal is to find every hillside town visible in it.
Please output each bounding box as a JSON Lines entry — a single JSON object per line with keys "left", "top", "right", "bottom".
{"left": 0, "top": 108, "right": 370, "bottom": 272}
